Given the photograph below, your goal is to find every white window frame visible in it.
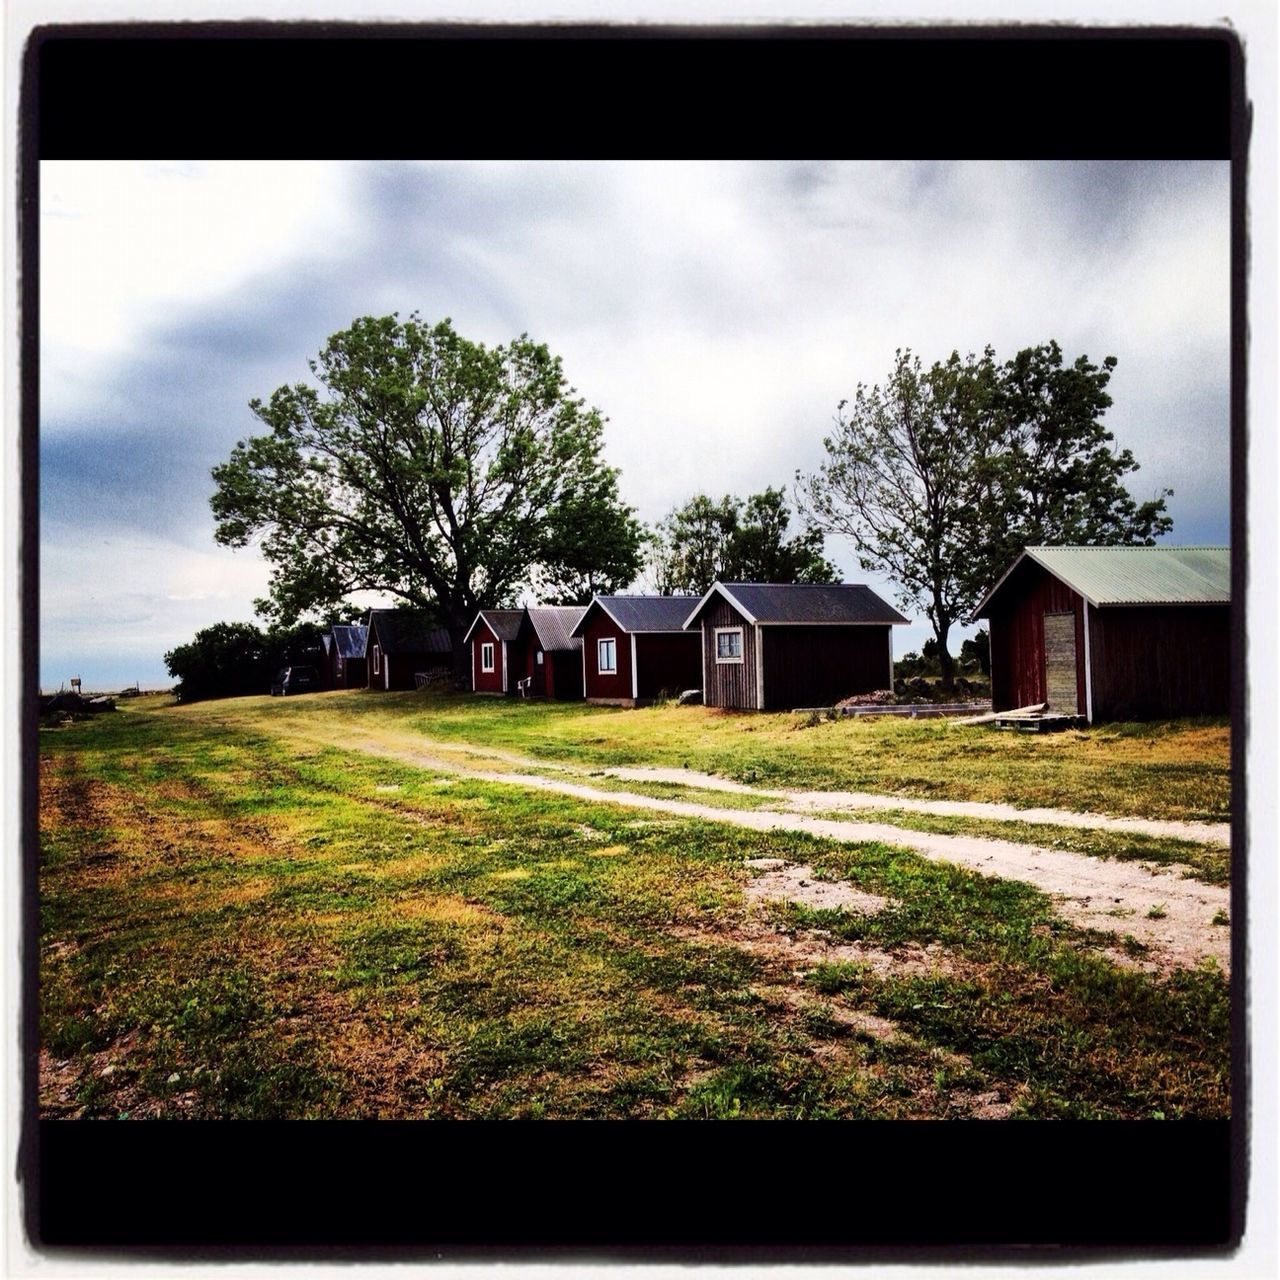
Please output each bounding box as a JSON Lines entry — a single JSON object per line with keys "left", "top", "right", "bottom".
{"left": 714, "top": 626, "right": 745, "bottom": 664}
{"left": 373, "top": 644, "right": 381, "bottom": 675}
{"left": 597, "top": 637, "right": 618, "bottom": 675}
{"left": 481, "top": 642, "right": 495, "bottom": 673}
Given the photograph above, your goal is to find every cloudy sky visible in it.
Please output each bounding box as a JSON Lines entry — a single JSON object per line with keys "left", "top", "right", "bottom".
{"left": 39, "top": 160, "right": 1231, "bottom": 690}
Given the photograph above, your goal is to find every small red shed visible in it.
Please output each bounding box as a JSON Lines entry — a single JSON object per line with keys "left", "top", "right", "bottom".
{"left": 465, "top": 609, "right": 526, "bottom": 694}
{"left": 684, "top": 582, "right": 908, "bottom": 711}
{"left": 972, "top": 545, "right": 1230, "bottom": 722}
{"left": 519, "top": 607, "right": 585, "bottom": 700}
{"left": 571, "top": 596, "right": 702, "bottom": 706}
{"left": 325, "top": 623, "right": 369, "bottom": 690}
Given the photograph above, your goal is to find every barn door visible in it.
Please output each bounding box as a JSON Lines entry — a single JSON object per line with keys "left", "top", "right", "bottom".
{"left": 1042, "top": 612, "right": 1079, "bottom": 713}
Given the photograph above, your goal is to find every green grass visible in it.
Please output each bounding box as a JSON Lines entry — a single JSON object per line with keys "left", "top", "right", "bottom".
{"left": 166, "top": 688, "right": 1231, "bottom": 822}
{"left": 803, "top": 807, "right": 1230, "bottom": 886}
{"left": 37, "top": 698, "right": 1231, "bottom": 1119}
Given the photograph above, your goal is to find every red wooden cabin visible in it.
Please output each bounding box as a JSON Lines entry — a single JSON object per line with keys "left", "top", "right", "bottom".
{"left": 973, "top": 545, "right": 1230, "bottom": 722}
{"left": 571, "top": 596, "right": 701, "bottom": 706}
{"left": 465, "top": 610, "right": 525, "bottom": 694}
{"left": 324, "top": 623, "right": 368, "bottom": 690}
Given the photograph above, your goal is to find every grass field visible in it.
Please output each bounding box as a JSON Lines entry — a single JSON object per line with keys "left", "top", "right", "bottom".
{"left": 38, "top": 692, "right": 1232, "bottom": 1120}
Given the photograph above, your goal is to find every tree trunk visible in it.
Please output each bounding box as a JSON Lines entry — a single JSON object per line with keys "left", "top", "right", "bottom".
{"left": 936, "top": 622, "right": 955, "bottom": 691}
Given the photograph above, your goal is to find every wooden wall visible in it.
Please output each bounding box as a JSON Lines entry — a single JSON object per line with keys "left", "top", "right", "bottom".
{"left": 700, "top": 597, "right": 758, "bottom": 709}
{"left": 761, "top": 625, "right": 892, "bottom": 710}
{"left": 1089, "top": 606, "right": 1229, "bottom": 719}
{"left": 988, "top": 564, "right": 1086, "bottom": 712}
{"left": 581, "top": 610, "right": 633, "bottom": 703}
{"left": 472, "top": 623, "right": 505, "bottom": 693}
{"left": 635, "top": 633, "right": 702, "bottom": 700}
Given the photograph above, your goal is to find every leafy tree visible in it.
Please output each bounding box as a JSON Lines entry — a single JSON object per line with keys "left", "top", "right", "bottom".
{"left": 978, "top": 341, "right": 1173, "bottom": 579}
{"left": 798, "top": 343, "right": 1172, "bottom": 689}
{"left": 648, "top": 486, "right": 837, "bottom": 596}
{"left": 164, "top": 620, "right": 332, "bottom": 703}
{"left": 211, "top": 314, "right": 645, "bottom": 676}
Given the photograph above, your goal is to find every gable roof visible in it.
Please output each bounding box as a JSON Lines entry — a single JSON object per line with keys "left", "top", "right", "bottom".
{"left": 331, "top": 624, "right": 368, "bottom": 660}
{"left": 525, "top": 606, "right": 585, "bottom": 653}
{"left": 684, "top": 582, "right": 909, "bottom": 629}
{"left": 973, "top": 546, "right": 1231, "bottom": 617}
{"left": 366, "top": 609, "right": 452, "bottom": 655}
{"left": 463, "top": 609, "right": 525, "bottom": 646}
{"left": 570, "top": 595, "right": 701, "bottom": 637}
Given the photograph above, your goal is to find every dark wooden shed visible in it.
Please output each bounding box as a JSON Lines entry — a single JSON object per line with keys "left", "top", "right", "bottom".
{"left": 364, "top": 609, "right": 453, "bottom": 691}
{"left": 684, "top": 582, "right": 908, "bottom": 711}
{"left": 325, "top": 623, "right": 368, "bottom": 690}
{"left": 571, "top": 596, "right": 702, "bottom": 706}
{"left": 972, "top": 546, "right": 1230, "bottom": 721}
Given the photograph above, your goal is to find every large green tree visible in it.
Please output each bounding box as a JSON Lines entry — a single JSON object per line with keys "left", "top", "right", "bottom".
{"left": 648, "top": 486, "right": 837, "bottom": 596}
{"left": 798, "top": 342, "right": 1172, "bottom": 689}
{"left": 211, "top": 315, "right": 645, "bottom": 675}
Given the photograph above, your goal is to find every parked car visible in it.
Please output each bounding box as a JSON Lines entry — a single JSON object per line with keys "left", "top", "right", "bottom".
{"left": 270, "top": 665, "right": 320, "bottom": 696}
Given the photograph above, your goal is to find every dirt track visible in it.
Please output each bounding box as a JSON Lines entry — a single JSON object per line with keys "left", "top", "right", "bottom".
{"left": 270, "top": 721, "right": 1230, "bottom": 976}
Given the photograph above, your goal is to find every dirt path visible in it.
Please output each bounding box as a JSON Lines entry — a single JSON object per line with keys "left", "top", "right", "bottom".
{"left": 277, "top": 722, "right": 1229, "bottom": 976}
{"left": 601, "top": 765, "right": 1230, "bottom": 845}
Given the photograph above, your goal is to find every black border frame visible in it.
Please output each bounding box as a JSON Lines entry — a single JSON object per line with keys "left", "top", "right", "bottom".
{"left": 18, "top": 23, "right": 1248, "bottom": 1260}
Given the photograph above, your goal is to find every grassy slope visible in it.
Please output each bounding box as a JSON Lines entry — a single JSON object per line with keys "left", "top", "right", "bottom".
{"left": 173, "top": 689, "right": 1231, "bottom": 822}
{"left": 38, "top": 700, "right": 1230, "bottom": 1120}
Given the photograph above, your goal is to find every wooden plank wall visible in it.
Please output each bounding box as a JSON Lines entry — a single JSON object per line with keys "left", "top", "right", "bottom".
{"left": 1090, "top": 606, "right": 1229, "bottom": 719}
{"left": 989, "top": 564, "right": 1085, "bottom": 712}
{"left": 762, "top": 626, "right": 891, "bottom": 709}
{"left": 700, "top": 598, "right": 757, "bottom": 709}
{"left": 581, "top": 610, "right": 633, "bottom": 702}
{"left": 635, "top": 633, "right": 702, "bottom": 699}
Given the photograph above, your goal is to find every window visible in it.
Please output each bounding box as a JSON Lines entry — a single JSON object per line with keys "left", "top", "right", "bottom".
{"left": 715, "top": 627, "right": 744, "bottom": 664}
{"left": 598, "top": 637, "right": 617, "bottom": 674}
{"left": 481, "top": 642, "right": 495, "bottom": 673}
{"left": 373, "top": 644, "right": 381, "bottom": 675}
{"left": 536, "top": 651, "right": 544, "bottom": 665}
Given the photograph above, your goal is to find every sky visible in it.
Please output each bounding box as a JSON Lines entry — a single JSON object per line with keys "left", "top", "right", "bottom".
{"left": 38, "top": 159, "right": 1232, "bottom": 690}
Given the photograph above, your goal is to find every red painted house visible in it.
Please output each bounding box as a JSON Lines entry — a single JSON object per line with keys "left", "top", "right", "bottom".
{"left": 465, "top": 609, "right": 526, "bottom": 694}
{"left": 571, "top": 596, "right": 702, "bottom": 706}
{"left": 973, "top": 545, "right": 1230, "bottom": 722}
{"left": 684, "top": 582, "right": 908, "bottom": 711}
{"left": 519, "top": 607, "right": 585, "bottom": 700}
{"left": 364, "top": 609, "right": 453, "bottom": 691}
{"left": 465, "top": 607, "right": 586, "bottom": 698}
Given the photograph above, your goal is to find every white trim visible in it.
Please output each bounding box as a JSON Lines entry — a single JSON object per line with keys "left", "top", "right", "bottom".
{"left": 463, "top": 611, "right": 500, "bottom": 646}
{"left": 1082, "top": 601, "right": 1094, "bottom": 724}
{"left": 754, "top": 625, "right": 764, "bottom": 710}
{"left": 581, "top": 639, "right": 587, "bottom": 693}
{"left": 683, "top": 582, "right": 756, "bottom": 631}
{"left": 700, "top": 623, "right": 708, "bottom": 697}
{"left": 597, "top": 636, "right": 618, "bottom": 675}
{"left": 384, "top": 649, "right": 390, "bottom": 690}
{"left": 480, "top": 641, "right": 495, "bottom": 674}
{"left": 714, "top": 626, "right": 745, "bottom": 664}
{"left": 630, "top": 634, "right": 639, "bottom": 700}
{"left": 755, "top": 619, "right": 908, "bottom": 627}
{"left": 888, "top": 629, "right": 894, "bottom": 691}
{"left": 501, "top": 640, "right": 508, "bottom": 694}
{"left": 373, "top": 643, "right": 381, "bottom": 676}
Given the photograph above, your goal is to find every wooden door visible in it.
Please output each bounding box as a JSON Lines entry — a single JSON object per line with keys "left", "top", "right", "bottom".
{"left": 1042, "top": 612, "right": 1079, "bottom": 713}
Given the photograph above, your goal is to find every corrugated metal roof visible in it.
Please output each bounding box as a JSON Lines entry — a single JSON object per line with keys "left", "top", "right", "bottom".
{"left": 466, "top": 609, "right": 524, "bottom": 645}
{"left": 525, "top": 606, "right": 585, "bottom": 652}
{"left": 976, "top": 546, "right": 1230, "bottom": 614}
{"left": 332, "top": 625, "right": 368, "bottom": 659}
{"left": 692, "top": 582, "right": 909, "bottom": 626}
{"left": 573, "top": 595, "right": 700, "bottom": 635}
{"left": 367, "top": 609, "right": 453, "bottom": 654}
